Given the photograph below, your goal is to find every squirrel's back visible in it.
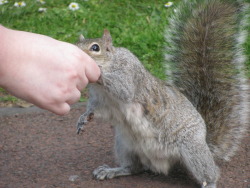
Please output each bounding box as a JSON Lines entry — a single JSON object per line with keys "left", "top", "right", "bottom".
{"left": 165, "top": 0, "right": 249, "bottom": 161}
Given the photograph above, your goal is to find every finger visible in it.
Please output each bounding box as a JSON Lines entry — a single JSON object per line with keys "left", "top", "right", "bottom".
{"left": 66, "top": 89, "right": 81, "bottom": 105}
{"left": 84, "top": 56, "right": 101, "bottom": 83}
{"left": 76, "top": 74, "right": 88, "bottom": 91}
{"left": 49, "top": 102, "right": 71, "bottom": 116}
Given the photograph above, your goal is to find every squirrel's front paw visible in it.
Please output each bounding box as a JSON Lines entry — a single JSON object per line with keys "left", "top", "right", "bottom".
{"left": 93, "top": 165, "right": 116, "bottom": 180}
{"left": 76, "top": 112, "right": 94, "bottom": 134}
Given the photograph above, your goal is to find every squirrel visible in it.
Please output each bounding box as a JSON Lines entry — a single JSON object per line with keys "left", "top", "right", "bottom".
{"left": 75, "top": 0, "right": 249, "bottom": 188}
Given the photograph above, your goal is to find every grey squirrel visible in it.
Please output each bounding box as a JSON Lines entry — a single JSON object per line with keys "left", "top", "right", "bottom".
{"left": 75, "top": 0, "right": 249, "bottom": 187}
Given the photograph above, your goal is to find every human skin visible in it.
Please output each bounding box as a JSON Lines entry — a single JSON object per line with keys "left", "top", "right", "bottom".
{"left": 0, "top": 25, "right": 100, "bottom": 115}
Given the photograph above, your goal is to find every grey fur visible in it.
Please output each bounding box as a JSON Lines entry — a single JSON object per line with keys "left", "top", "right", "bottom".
{"left": 75, "top": 0, "right": 249, "bottom": 187}
{"left": 165, "top": 0, "right": 249, "bottom": 161}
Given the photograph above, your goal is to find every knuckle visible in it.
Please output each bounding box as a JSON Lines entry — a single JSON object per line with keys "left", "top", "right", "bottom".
{"left": 69, "top": 67, "right": 79, "bottom": 80}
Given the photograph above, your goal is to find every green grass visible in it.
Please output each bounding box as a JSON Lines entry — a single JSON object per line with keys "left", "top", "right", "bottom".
{"left": 0, "top": 88, "right": 18, "bottom": 102}
{"left": 0, "top": 0, "right": 249, "bottom": 103}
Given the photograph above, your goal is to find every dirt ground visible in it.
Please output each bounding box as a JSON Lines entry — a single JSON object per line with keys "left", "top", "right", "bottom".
{"left": 0, "top": 103, "right": 249, "bottom": 188}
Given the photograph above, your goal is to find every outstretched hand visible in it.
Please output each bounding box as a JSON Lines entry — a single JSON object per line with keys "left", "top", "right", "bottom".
{"left": 0, "top": 26, "right": 100, "bottom": 115}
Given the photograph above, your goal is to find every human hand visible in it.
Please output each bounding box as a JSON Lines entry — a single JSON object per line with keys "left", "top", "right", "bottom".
{"left": 0, "top": 26, "right": 100, "bottom": 115}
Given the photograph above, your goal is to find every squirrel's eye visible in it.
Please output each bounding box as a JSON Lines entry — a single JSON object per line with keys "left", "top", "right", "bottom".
{"left": 90, "top": 44, "right": 100, "bottom": 52}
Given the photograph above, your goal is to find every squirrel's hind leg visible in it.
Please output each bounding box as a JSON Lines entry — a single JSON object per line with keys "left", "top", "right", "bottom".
{"left": 92, "top": 146, "right": 143, "bottom": 180}
{"left": 180, "top": 140, "right": 219, "bottom": 188}
{"left": 93, "top": 126, "right": 144, "bottom": 180}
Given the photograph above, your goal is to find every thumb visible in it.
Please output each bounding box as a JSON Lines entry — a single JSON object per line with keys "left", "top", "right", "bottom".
{"left": 84, "top": 56, "right": 101, "bottom": 83}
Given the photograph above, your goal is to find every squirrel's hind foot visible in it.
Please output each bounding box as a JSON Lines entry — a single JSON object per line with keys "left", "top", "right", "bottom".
{"left": 202, "top": 182, "right": 216, "bottom": 188}
{"left": 93, "top": 164, "right": 132, "bottom": 180}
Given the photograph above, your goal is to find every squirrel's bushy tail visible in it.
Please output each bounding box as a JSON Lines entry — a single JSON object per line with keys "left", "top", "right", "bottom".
{"left": 165, "top": 0, "right": 249, "bottom": 161}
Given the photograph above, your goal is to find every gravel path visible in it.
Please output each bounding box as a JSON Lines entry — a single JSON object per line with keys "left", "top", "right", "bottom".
{"left": 0, "top": 103, "right": 249, "bottom": 188}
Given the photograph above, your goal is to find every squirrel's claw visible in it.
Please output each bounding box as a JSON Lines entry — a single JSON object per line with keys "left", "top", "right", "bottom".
{"left": 76, "top": 126, "right": 83, "bottom": 134}
{"left": 76, "top": 119, "right": 88, "bottom": 134}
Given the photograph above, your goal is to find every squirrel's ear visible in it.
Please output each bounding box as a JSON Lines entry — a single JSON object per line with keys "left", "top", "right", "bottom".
{"left": 79, "top": 34, "right": 85, "bottom": 42}
{"left": 102, "top": 29, "right": 114, "bottom": 52}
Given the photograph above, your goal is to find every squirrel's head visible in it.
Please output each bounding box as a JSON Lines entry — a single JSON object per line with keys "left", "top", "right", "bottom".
{"left": 76, "top": 29, "right": 142, "bottom": 87}
{"left": 76, "top": 29, "right": 114, "bottom": 69}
